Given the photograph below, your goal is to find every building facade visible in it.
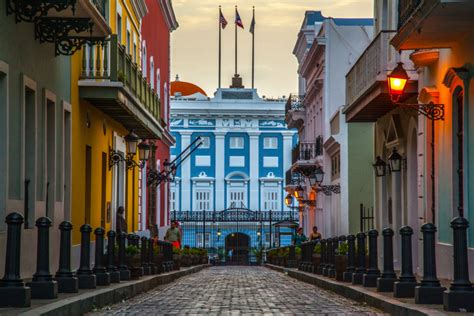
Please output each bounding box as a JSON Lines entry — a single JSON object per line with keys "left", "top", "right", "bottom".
{"left": 170, "top": 81, "right": 297, "bottom": 257}
{"left": 286, "top": 11, "right": 374, "bottom": 239}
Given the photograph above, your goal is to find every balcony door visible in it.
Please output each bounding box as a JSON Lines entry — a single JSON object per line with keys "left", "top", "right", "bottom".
{"left": 112, "top": 133, "right": 126, "bottom": 230}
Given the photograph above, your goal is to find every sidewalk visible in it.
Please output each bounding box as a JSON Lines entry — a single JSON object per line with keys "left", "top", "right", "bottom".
{"left": 0, "top": 265, "right": 210, "bottom": 316}
{"left": 265, "top": 264, "right": 461, "bottom": 316}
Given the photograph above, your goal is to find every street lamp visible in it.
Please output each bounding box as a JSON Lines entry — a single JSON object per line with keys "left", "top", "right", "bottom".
{"left": 388, "top": 148, "right": 403, "bottom": 173}
{"left": 387, "top": 62, "right": 409, "bottom": 103}
{"left": 217, "top": 228, "right": 221, "bottom": 241}
{"left": 109, "top": 130, "right": 148, "bottom": 170}
{"left": 138, "top": 141, "right": 151, "bottom": 162}
{"left": 373, "top": 156, "right": 387, "bottom": 177}
{"left": 285, "top": 194, "right": 292, "bottom": 207}
{"left": 294, "top": 186, "right": 304, "bottom": 200}
{"left": 124, "top": 130, "right": 139, "bottom": 155}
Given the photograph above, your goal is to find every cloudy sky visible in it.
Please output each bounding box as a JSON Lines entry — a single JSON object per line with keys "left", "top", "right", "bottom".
{"left": 171, "top": 0, "right": 373, "bottom": 97}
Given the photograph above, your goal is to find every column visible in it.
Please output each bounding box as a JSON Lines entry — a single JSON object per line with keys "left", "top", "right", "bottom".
{"left": 282, "top": 132, "right": 293, "bottom": 177}
{"left": 180, "top": 131, "right": 192, "bottom": 212}
{"left": 214, "top": 131, "right": 226, "bottom": 211}
{"left": 249, "top": 132, "right": 260, "bottom": 210}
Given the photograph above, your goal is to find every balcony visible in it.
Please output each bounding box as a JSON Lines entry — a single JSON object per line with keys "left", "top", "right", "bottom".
{"left": 392, "top": 0, "right": 474, "bottom": 50}
{"left": 285, "top": 94, "right": 306, "bottom": 129}
{"left": 7, "top": 0, "right": 111, "bottom": 55}
{"left": 343, "top": 31, "right": 418, "bottom": 122}
{"left": 285, "top": 169, "right": 303, "bottom": 189}
{"left": 290, "top": 137, "right": 323, "bottom": 176}
{"left": 79, "top": 35, "right": 163, "bottom": 139}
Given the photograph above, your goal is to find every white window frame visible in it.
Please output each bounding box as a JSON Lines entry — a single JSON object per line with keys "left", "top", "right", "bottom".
{"left": 262, "top": 187, "right": 279, "bottom": 211}
{"left": 263, "top": 137, "right": 278, "bottom": 149}
{"left": 196, "top": 232, "right": 211, "bottom": 248}
{"left": 193, "top": 187, "right": 212, "bottom": 211}
{"left": 142, "top": 41, "right": 147, "bottom": 78}
{"left": 227, "top": 183, "right": 247, "bottom": 208}
{"left": 170, "top": 182, "right": 180, "bottom": 212}
{"left": 199, "top": 136, "right": 210, "bottom": 148}
{"left": 229, "top": 136, "right": 244, "bottom": 149}
{"left": 150, "top": 57, "right": 155, "bottom": 90}
{"left": 156, "top": 68, "right": 161, "bottom": 98}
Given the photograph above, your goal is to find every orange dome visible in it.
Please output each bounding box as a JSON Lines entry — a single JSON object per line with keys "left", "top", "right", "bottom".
{"left": 171, "top": 81, "right": 207, "bottom": 97}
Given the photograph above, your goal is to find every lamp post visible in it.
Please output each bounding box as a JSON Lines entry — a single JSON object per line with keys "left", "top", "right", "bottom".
{"left": 307, "top": 167, "right": 340, "bottom": 196}
{"left": 109, "top": 130, "right": 149, "bottom": 170}
{"left": 373, "top": 156, "right": 387, "bottom": 177}
{"left": 387, "top": 62, "right": 445, "bottom": 222}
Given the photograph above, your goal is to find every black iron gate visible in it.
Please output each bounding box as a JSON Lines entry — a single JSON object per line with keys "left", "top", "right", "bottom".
{"left": 360, "top": 203, "right": 374, "bottom": 232}
{"left": 172, "top": 208, "right": 299, "bottom": 264}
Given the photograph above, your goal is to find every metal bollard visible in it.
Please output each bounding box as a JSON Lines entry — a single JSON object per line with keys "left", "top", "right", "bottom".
{"left": 328, "top": 237, "right": 338, "bottom": 278}
{"left": 343, "top": 234, "right": 356, "bottom": 282}
{"left": 93, "top": 227, "right": 110, "bottom": 286}
{"left": 106, "top": 230, "right": 120, "bottom": 283}
{"left": 76, "top": 224, "right": 96, "bottom": 289}
{"left": 55, "top": 221, "right": 78, "bottom": 293}
{"left": 376, "top": 228, "right": 397, "bottom": 292}
{"left": 148, "top": 238, "right": 157, "bottom": 274}
{"left": 0, "top": 212, "right": 31, "bottom": 307}
{"left": 394, "top": 226, "right": 417, "bottom": 298}
{"left": 141, "top": 236, "right": 151, "bottom": 275}
{"left": 443, "top": 217, "right": 474, "bottom": 312}
{"left": 362, "top": 229, "right": 380, "bottom": 287}
{"left": 117, "top": 232, "right": 131, "bottom": 280}
{"left": 317, "top": 239, "right": 326, "bottom": 275}
{"left": 352, "top": 232, "right": 366, "bottom": 284}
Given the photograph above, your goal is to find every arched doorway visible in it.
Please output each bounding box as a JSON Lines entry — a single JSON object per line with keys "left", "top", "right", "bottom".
{"left": 225, "top": 232, "right": 250, "bottom": 265}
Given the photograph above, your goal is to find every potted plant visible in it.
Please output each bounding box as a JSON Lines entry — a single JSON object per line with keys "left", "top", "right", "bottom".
{"left": 312, "top": 243, "right": 322, "bottom": 271}
{"left": 335, "top": 242, "right": 349, "bottom": 281}
{"left": 181, "top": 247, "right": 192, "bottom": 267}
{"left": 172, "top": 247, "right": 181, "bottom": 270}
{"left": 125, "top": 245, "right": 142, "bottom": 279}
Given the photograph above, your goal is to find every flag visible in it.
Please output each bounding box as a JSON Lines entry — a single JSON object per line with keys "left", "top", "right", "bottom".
{"left": 235, "top": 8, "right": 244, "bottom": 29}
{"left": 219, "top": 9, "right": 228, "bottom": 29}
{"left": 249, "top": 13, "right": 255, "bottom": 34}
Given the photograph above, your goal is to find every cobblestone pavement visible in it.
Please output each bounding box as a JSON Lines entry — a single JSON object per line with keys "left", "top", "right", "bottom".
{"left": 92, "top": 266, "right": 385, "bottom": 315}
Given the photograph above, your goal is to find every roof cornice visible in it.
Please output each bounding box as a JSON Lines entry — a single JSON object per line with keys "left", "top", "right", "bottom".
{"left": 159, "top": 0, "right": 179, "bottom": 32}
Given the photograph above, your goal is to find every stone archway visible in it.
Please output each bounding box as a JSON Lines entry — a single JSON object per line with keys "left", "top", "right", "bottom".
{"left": 225, "top": 232, "right": 250, "bottom": 265}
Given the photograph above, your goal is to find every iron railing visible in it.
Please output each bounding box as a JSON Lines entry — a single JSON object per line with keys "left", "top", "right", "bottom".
{"left": 285, "top": 94, "right": 305, "bottom": 113}
{"left": 172, "top": 210, "right": 299, "bottom": 222}
{"left": 398, "top": 0, "right": 422, "bottom": 28}
{"left": 90, "top": 0, "right": 107, "bottom": 18}
{"left": 285, "top": 169, "right": 303, "bottom": 186}
{"left": 80, "top": 34, "right": 161, "bottom": 122}
{"left": 292, "top": 137, "right": 323, "bottom": 164}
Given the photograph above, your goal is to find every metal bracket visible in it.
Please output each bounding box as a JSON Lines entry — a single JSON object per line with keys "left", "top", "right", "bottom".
{"left": 396, "top": 103, "right": 445, "bottom": 121}
{"left": 109, "top": 148, "right": 144, "bottom": 171}
{"left": 35, "top": 17, "right": 93, "bottom": 43}
{"left": 7, "top": 0, "right": 76, "bottom": 23}
{"left": 55, "top": 36, "right": 108, "bottom": 56}
{"left": 316, "top": 185, "right": 341, "bottom": 196}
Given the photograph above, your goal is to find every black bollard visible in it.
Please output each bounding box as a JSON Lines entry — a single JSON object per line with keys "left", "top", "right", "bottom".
{"left": 328, "top": 237, "right": 338, "bottom": 278}
{"left": 394, "top": 226, "right": 417, "bottom": 298}
{"left": 352, "top": 232, "right": 366, "bottom": 284}
{"left": 415, "top": 223, "right": 445, "bottom": 304}
{"left": 377, "top": 228, "right": 397, "bottom": 292}
{"left": 117, "top": 232, "right": 131, "bottom": 280}
{"left": 148, "top": 238, "right": 157, "bottom": 274}
{"left": 0, "top": 212, "right": 31, "bottom": 307}
{"left": 317, "top": 239, "right": 326, "bottom": 275}
{"left": 55, "top": 221, "right": 78, "bottom": 293}
{"left": 288, "top": 245, "right": 297, "bottom": 268}
{"left": 443, "top": 217, "right": 474, "bottom": 312}
{"left": 362, "top": 229, "right": 380, "bottom": 287}
{"left": 76, "top": 224, "right": 96, "bottom": 289}
{"left": 298, "top": 242, "right": 306, "bottom": 271}
{"left": 343, "top": 234, "right": 356, "bottom": 282}
{"left": 335, "top": 236, "right": 346, "bottom": 281}
{"left": 322, "top": 238, "right": 331, "bottom": 276}
{"left": 106, "top": 230, "right": 120, "bottom": 283}
{"left": 308, "top": 241, "right": 316, "bottom": 273}
{"left": 93, "top": 227, "right": 110, "bottom": 286}
{"left": 26, "top": 217, "right": 58, "bottom": 299}
{"left": 141, "top": 236, "right": 151, "bottom": 275}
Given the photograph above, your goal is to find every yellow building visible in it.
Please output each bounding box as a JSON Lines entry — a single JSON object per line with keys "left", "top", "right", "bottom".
{"left": 71, "top": 0, "right": 163, "bottom": 244}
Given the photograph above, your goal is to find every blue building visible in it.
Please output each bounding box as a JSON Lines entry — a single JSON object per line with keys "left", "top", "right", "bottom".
{"left": 170, "top": 79, "right": 298, "bottom": 261}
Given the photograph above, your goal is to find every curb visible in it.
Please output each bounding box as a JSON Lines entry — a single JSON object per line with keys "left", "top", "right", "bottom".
{"left": 265, "top": 264, "right": 448, "bottom": 316}
{"left": 19, "top": 265, "right": 211, "bottom": 316}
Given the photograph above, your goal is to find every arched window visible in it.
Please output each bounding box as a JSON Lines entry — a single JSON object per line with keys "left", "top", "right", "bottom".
{"left": 156, "top": 68, "right": 161, "bottom": 99}
{"left": 164, "top": 82, "right": 168, "bottom": 122}
{"left": 142, "top": 41, "right": 147, "bottom": 78}
{"left": 150, "top": 57, "right": 155, "bottom": 90}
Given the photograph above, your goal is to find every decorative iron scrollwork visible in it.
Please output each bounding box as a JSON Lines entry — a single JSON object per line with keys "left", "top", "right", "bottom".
{"left": 396, "top": 103, "right": 445, "bottom": 121}
{"left": 55, "top": 36, "right": 107, "bottom": 56}
{"left": 7, "top": 0, "right": 76, "bottom": 23}
{"left": 317, "top": 185, "right": 341, "bottom": 196}
{"left": 35, "top": 17, "right": 93, "bottom": 43}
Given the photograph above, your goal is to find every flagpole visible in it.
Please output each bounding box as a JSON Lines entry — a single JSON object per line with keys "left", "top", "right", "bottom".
{"left": 251, "top": 6, "right": 255, "bottom": 89}
{"left": 235, "top": 5, "right": 238, "bottom": 75}
{"left": 218, "top": 6, "right": 222, "bottom": 89}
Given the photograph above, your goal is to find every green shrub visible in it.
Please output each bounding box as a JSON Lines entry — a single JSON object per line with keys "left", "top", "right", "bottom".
{"left": 313, "top": 243, "right": 321, "bottom": 254}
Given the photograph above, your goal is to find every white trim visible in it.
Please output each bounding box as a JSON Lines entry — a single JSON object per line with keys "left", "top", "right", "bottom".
{"left": 0, "top": 61, "right": 9, "bottom": 231}
{"left": 62, "top": 101, "right": 72, "bottom": 221}
{"left": 112, "top": 133, "right": 126, "bottom": 231}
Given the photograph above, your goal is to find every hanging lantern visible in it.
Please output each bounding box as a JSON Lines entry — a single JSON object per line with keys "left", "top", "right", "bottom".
{"left": 387, "top": 62, "right": 409, "bottom": 103}
{"left": 373, "top": 156, "right": 387, "bottom": 177}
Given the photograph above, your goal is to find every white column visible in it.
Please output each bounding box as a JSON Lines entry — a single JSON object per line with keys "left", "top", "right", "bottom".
{"left": 180, "top": 131, "right": 192, "bottom": 212}
{"left": 214, "top": 131, "right": 226, "bottom": 211}
{"left": 282, "top": 132, "right": 293, "bottom": 175}
{"left": 249, "top": 132, "right": 260, "bottom": 210}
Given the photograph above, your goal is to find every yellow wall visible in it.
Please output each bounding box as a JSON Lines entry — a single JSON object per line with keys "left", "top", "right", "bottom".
{"left": 70, "top": 0, "right": 143, "bottom": 243}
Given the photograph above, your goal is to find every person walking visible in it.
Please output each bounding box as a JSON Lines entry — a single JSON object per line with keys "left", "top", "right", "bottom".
{"left": 309, "top": 226, "right": 322, "bottom": 241}
{"left": 165, "top": 220, "right": 182, "bottom": 249}
{"left": 116, "top": 206, "right": 127, "bottom": 234}
{"left": 293, "top": 227, "right": 307, "bottom": 247}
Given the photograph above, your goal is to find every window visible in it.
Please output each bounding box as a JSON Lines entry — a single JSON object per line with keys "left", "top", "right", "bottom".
{"left": 331, "top": 152, "right": 340, "bottom": 180}
{"left": 156, "top": 69, "right": 161, "bottom": 98}
{"left": 126, "top": 30, "right": 131, "bottom": 54}
{"left": 195, "top": 189, "right": 211, "bottom": 211}
{"left": 142, "top": 42, "right": 147, "bottom": 77}
{"left": 199, "top": 136, "right": 210, "bottom": 148}
{"left": 150, "top": 57, "right": 155, "bottom": 90}
{"left": 196, "top": 233, "right": 211, "bottom": 248}
{"left": 117, "top": 14, "right": 122, "bottom": 43}
{"left": 264, "top": 137, "right": 278, "bottom": 149}
{"left": 230, "top": 136, "right": 244, "bottom": 149}
{"left": 170, "top": 189, "right": 177, "bottom": 212}
{"left": 133, "top": 40, "right": 137, "bottom": 63}
{"left": 228, "top": 188, "right": 245, "bottom": 208}
{"left": 263, "top": 189, "right": 279, "bottom": 211}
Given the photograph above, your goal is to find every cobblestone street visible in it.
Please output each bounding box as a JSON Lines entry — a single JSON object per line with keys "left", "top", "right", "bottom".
{"left": 92, "top": 267, "right": 384, "bottom": 315}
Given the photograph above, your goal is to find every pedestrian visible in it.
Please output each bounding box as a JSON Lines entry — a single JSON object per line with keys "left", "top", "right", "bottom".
{"left": 293, "top": 227, "right": 307, "bottom": 247}
{"left": 116, "top": 206, "right": 127, "bottom": 234}
{"left": 309, "top": 226, "right": 322, "bottom": 241}
{"left": 165, "top": 220, "right": 182, "bottom": 249}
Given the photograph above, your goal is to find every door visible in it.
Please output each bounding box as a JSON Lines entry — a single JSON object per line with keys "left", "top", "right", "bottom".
{"left": 112, "top": 133, "right": 126, "bottom": 230}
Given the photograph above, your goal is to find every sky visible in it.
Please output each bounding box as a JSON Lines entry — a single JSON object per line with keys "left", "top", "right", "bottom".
{"left": 171, "top": 0, "right": 373, "bottom": 98}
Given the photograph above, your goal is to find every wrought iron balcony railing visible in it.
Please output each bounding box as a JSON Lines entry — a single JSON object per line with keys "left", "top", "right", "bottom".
{"left": 398, "top": 0, "right": 422, "bottom": 29}
{"left": 285, "top": 94, "right": 305, "bottom": 113}
{"left": 80, "top": 34, "right": 161, "bottom": 122}
{"left": 90, "top": 0, "right": 107, "bottom": 18}
{"left": 291, "top": 137, "right": 323, "bottom": 164}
